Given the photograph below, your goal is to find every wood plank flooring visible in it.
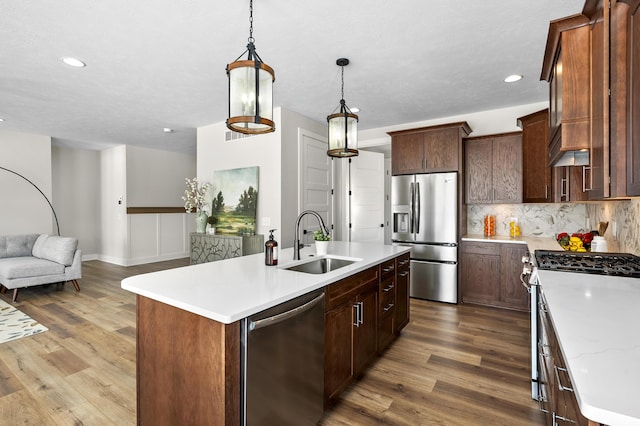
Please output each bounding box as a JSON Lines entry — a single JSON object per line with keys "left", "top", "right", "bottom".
{"left": 0, "top": 259, "right": 544, "bottom": 425}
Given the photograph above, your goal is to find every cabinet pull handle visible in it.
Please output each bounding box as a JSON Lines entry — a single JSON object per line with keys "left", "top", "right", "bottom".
{"left": 358, "top": 301, "right": 364, "bottom": 325}
{"left": 560, "top": 177, "right": 567, "bottom": 200}
{"left": 554, "top": 366, "right": 574, "bottom": 393}
{"left": 399, "top": 259, "right": 410, "bottom": 266}
{"left": 383, "top": 303, "right": 394, "bottom": 312}
{"left": 553, "top": 412, "right": 577, "bottom": 424}
{"left": 537, "top": 392, "right": 549, "bottom": 414}
{"left": 582, "top": 166, "right": 592, "bottom": 192}
{"left": 353, "top": 303, "right": 359, "bottom": 327}
{"left": 545, "top": 185, "right": 549, "bottom": 200}
{"left": 538, "top": 341, "right": 550, "bottom": 358}
{"left": 538, "top": 301, "right": 548, "bottom": 313}
{"left": 399, "top": 271, "right": 409, "bottom": 277}
{"left": 382, "top": 266, "right": 394, "bottom": 273}
{"left": 383, "top": 284, "right": 395, "bottom": 292}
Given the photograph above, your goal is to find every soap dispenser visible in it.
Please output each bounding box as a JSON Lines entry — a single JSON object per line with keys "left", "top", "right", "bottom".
{"left": 265, "top": 229, "right": 278, "bottom": 266}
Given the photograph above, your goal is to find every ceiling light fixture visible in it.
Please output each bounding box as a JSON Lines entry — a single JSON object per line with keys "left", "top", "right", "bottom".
{"left": 504, "top": 74, "right": 523, "bottom": 83}
{"left": 61, "top": 57, "right": 86, "bottom": 68}
{"left": 163, "top": 128, "right": 173, "bottom": 133}
{"left": 327, "top": 58, "right": 359, "bottom": 158}
{"left": 226, "top": 0, "right": 275, "bottom": 135}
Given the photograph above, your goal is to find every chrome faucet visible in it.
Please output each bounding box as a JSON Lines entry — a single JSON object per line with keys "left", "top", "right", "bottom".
{"left": 293, "top": 210, "right": 330, "bottom": 260}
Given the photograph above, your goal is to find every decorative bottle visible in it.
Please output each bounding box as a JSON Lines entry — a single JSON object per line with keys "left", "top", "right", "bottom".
{"left": 265, "top": 229, "right": 278, "bottom": 266}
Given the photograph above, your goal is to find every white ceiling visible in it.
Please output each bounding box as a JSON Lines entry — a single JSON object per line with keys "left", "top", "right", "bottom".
{"left": 1, "top": 1, "right": 584, "bottom": 156}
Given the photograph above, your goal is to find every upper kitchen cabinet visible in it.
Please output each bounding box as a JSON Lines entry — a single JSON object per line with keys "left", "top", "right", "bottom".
{"left": 541, "top": 15, "right": 591, "bottom": 167}
{"left": 389, "top": 122, "right": 472, "bottom": 175}
{"left": 628, "top": 1, "right": 640, "bottom": 195}
{"left": 518, "top": 109, "right": 553, "bottom": 202}
{"left": 464, "top": 133, "right": 523, "bottom": 204}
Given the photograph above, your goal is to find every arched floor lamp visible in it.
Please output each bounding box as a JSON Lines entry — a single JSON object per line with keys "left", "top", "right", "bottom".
{"left": 0, "top": 166, "right": 60, "bottom": 236}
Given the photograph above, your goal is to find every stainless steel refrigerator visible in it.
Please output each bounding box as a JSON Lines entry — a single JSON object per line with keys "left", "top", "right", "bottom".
{"left": 391, "top": 172, "right": 458, "bottom": 303}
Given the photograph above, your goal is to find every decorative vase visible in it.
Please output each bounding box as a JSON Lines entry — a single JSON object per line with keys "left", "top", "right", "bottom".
{"left": 195, "top": 211, "right": 208, "bottom": 233}
{"left": 315, "top": 240, "right": 329, "bottom": 255}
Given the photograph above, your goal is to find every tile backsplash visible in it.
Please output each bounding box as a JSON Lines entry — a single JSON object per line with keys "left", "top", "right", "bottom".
{"left": 467, "top": 198, "right": 639, "bottom": 256}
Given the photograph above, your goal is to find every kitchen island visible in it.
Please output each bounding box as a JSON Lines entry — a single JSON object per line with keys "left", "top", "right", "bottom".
{"left": 121, "top": 241, "right": 411, "bottom": 425}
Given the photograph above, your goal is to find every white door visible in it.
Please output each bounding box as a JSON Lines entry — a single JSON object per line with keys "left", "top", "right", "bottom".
{"left": 298, "top": 129, "right": 332, "bottom": 246}
{"left": 349, "top": 151, "right": 384, "bottom": 243}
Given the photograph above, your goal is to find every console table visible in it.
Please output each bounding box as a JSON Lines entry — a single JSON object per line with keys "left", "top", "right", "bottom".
{"left": 190, "top": 233, "right": 264, "bottom": 265}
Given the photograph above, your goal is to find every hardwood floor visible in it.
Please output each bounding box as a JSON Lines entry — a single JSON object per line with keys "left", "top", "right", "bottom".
{"left": 0, "top": 259, "right": 544, "bottom": 425}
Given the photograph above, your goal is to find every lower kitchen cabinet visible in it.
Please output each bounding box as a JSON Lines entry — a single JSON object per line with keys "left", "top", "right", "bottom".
{"left": 394, "top": 253, "right": 411, "bottom": 333}
{"left": 461, "top": 241, "right": 529, "bottom": 311}
{"left": 538, "top": 289, "right": 589, "bottom": 425}
{"left": 324, "top": 266, "right": 379, "bottom": 405}
{"left": 324, "top": 253, "right": 411, "bottom": 406}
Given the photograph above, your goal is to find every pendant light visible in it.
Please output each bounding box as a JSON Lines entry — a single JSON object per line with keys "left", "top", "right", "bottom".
{"left": 226, "top": 0, "right": 275, "bottom": 134}
{"left": 327, "top": 58, "right": 358, "bottom": 157}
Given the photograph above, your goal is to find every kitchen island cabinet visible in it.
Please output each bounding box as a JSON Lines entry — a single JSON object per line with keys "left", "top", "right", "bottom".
{"left": 324, "top": 266, "right": 379, "bottom": 405}
{"left": 122, "top": 242, "right": 411, "bottom": 424}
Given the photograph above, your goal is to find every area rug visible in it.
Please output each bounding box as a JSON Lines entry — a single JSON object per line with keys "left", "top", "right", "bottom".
{"left": 0, "top": 299, "right": 48, "bottom": 343}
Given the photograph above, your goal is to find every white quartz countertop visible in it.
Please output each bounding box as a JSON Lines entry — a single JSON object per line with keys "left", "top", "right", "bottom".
{"left": 538, "top": 270, "right": 640, "bottom": 425}
{"left": 121, "top": 241, "right": 410, "bottom": 324}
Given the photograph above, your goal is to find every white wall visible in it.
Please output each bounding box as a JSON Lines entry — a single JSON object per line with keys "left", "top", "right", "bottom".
{"left": 0, "top": 130, "right": 54, "bottom": 235}
{"left": 126, "top": 145, "right": 196, "bottom": 207}
{"left": 52, "top": 145, "right": 101, "bottom": 257}
{"left": 100, "top": 145, "right": 128, "bottom": 263}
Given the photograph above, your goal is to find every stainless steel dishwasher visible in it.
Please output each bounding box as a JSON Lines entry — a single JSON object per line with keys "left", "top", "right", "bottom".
{"left": 242, "top": 289, "right": 325, "bottom": 426}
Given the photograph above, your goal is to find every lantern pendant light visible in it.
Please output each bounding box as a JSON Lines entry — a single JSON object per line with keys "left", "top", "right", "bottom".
{"left": 327, "top": 58, "right": 359, "bottom": 158}
{"left": 226, "top": 0, "right": 275, "bottom": 134}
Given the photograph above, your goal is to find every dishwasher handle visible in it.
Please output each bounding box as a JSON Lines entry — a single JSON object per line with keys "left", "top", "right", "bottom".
{"left": 249, "top": 292, "right": 325, "bottom": 331}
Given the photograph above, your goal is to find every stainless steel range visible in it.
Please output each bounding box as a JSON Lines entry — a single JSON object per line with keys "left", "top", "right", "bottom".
{"left": 521, "top": 250, "right": 640, "bottom": 401}
{"left": 534, "top": 250, "right": 640, "bottom": 277}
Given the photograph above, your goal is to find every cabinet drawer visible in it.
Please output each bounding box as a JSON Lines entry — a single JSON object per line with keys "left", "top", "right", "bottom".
{"left": 380, "top": 259, "right": 395, "bottom": 279}
{"left": 379, "top": 276, "right": 395, "bottom": 309}
{"left": 397, "top": 253, "right": 410, "bottom": 270}
{"left": 461, "top": 241, "right": 500, "bottom": 255}
{"left": 325, "top": 266, "right": 379, "bottom": 311}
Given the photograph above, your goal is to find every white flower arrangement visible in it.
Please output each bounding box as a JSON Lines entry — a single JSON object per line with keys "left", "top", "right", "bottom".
{"left": 182, "top": 178, "right": 211, "bottom": 213}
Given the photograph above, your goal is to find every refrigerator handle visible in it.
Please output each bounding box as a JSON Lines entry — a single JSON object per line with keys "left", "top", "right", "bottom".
{"left": 409, "top": 182, "right": 415, "bottom": 234}
{"left": 415, "top": 181, "right": 420, "bottom": 233}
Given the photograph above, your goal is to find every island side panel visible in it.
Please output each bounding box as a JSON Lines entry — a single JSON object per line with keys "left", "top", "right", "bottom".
{"left": 136, "top": 295, "right": 240, "bottom": 426}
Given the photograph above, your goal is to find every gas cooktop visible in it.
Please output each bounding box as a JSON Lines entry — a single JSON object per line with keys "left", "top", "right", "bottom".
{"left": 534, "top": 250, "right": 640, "bottom": 278}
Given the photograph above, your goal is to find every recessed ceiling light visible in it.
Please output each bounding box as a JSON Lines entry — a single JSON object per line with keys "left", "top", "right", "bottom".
{"left": 504, "top": 74, "right": 523, "bottom": 83}
{"left": 163, "top": 128, "right": 173, "bottom": 133}
{"left": 350, "top": 107, "right": 360, "bottom": 113}
{"left": 0, "top": 118, "right": 4, "bottom": 122}
{"left": 61, "top": 57, "right": 86, "bottom": 68}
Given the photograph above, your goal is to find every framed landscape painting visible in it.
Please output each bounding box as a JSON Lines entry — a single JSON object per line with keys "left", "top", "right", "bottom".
{"left": 211, "top": 166, "right": 259, "bottom": 235}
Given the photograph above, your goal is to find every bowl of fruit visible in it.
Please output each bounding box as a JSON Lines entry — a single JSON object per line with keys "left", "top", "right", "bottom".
{"left": 556, "top": 232, "right": 593, "bottom": 252}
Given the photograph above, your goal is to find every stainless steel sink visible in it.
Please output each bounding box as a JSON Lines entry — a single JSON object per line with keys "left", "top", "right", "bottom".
{"left": 283, "top": 257, "right": 357, "bottom": 274}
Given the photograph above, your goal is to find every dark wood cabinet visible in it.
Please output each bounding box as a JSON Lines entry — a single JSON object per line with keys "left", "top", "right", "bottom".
{"left": 324, "top": 266, "right": 379, "bottom": 404}
{"left": 377, "top": 259, "right": 396, "bottom": 352}
{"left": 553, "top": 166, "right": 589, "bottom": 202}
{"left": 389, "top": 122, "right": 471, "bottom": 175}
{"left": 461, "top": 241, "right": 529, "bottom": 312}
{"left": 542, "top": 17, "right": 591, "bottom": 166}
{"left": 465, "top": 133, "right": 523, "bottom": 204}
{"left": 538, "top": 289, "right": 589, "bottom": 425}
{"left": 628, "top": 1, "right": 640, "bottom": 195}
{"left": 518, "top": 109, "right": 553, "bottom": 202}
{"left": 394, "top": 253, "right": 410, "bottom": 333}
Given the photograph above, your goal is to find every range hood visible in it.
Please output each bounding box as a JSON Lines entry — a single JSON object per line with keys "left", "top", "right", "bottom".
{"left": 552, "top": 149, "right": 590, "bottom": 167}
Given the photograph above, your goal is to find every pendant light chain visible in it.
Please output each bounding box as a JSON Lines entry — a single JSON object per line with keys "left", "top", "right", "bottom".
{"left": 248, "top": 0, "right": 254, "bottom": 43}
{"left": 340, "top": 65, "right": 345, "bottom": 101}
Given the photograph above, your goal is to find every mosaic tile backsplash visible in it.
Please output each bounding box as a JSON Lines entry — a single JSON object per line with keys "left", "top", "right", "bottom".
{"left": 468, "top": 199, "right": 639, "bottom": 256}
